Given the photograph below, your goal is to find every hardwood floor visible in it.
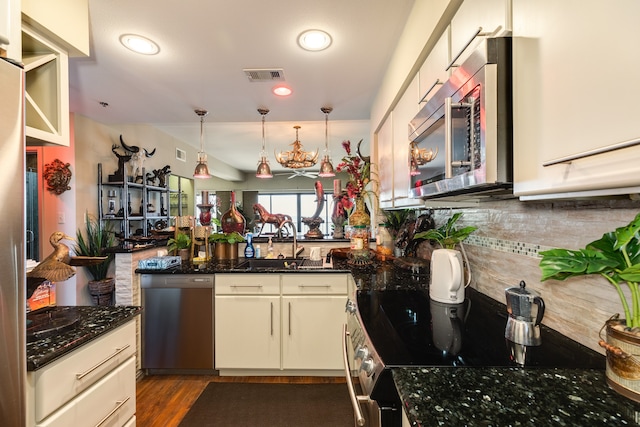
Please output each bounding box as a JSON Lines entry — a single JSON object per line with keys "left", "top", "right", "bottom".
{"left": 135, "top": 374, "right": 346, "bottom": 427}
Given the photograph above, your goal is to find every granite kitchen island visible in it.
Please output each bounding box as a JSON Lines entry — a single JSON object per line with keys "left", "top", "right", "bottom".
{"left": 393, "top": 366, "right": 640, "bottom": 426}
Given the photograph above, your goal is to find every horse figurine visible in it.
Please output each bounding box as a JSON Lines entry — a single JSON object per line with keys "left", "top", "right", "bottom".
{"left": 253, "top": 203, "right": 293, "bottom": 236}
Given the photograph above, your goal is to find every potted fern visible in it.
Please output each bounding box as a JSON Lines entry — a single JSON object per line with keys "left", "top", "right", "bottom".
{"left": 75, "top": 214, "right": 116, "bottom": 305}
{"left": 539, "top": 212, "right": 640, "bottom": 401}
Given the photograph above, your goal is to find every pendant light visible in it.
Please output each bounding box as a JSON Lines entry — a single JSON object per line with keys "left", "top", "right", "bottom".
{"left": 193, "top": 109, "right": 211, "bottom": 179}
{"left": 318, "top": 107, "right": 335, "bottom": 177}
{"left": 256, "top": 108, "right": 272, "bottom": 178}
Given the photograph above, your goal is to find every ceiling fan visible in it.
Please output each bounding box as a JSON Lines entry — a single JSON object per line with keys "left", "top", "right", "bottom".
{"left": 274, "top": 169, "right": 319, "bottom": 179}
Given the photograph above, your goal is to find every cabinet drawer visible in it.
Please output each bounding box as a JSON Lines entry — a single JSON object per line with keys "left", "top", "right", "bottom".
{"left": 282, "top": 274, "right": 348, "bottom": 295}
{"left": 215, "top": 273, "right": 280, "bottom": 295}
{"left": 32, "top": 321, "right": 136, "bottom": 422}
{"left": 37, "top": 356, "right": 136, "bottom": 427}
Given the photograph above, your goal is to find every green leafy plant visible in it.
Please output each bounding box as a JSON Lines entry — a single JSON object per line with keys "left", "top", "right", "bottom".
{"left": 75, "top": 214, "right": 116, "bottom": 281}
{"left": 208, "top": 231, "right": 246, "bottom": 244}
{"left": 381, "top": 209, "right": 413, "bottom": 238}
{"left": 539, "top": 212, "right": 640, "bottom": 328}
{"left": 413, "top": 212, "right": 477, "bottom": 250}
{"left": 167, "top": 233, "right": 191, "bottom": 252}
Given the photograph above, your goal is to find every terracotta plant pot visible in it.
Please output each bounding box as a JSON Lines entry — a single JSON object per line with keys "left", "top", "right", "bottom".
{"left": 603, "top": 318, "right": 640, "bottom": 402}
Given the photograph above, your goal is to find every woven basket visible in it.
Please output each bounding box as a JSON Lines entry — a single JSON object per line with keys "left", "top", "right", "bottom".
{"left": 88, "top": 278, "right": 115, "bottom": 306}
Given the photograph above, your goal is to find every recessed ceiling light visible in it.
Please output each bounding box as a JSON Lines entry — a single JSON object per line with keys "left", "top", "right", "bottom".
{"left": 273, "top": 85, "right": 293, "bottom": 96}
{"left": 119, "top": 34, "right": 160, "bottom": 55}
{"left": 297, "top": 29, "right": 332, "bottom": 52}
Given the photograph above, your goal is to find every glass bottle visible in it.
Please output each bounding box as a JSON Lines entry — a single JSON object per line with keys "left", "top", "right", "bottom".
{"left": 221, "top": 191, "right": 246, "bottom": 234}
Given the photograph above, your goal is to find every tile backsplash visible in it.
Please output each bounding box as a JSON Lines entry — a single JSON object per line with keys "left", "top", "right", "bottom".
{"left": 429, "top": 198, "right": 640, "bottom": 354}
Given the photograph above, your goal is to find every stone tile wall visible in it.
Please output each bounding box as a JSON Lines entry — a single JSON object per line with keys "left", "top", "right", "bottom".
{"left": 427, "top": 198, "right": 640, "bottom": 354}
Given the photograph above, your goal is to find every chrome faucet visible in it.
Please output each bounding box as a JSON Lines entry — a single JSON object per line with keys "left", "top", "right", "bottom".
{"left": 280, "top": 219, "right": 303, "bottom": 258}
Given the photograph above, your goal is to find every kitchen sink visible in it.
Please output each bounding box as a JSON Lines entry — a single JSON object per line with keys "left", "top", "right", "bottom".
{"left": 234, "top": 258, "right": 325, "bottom": 270}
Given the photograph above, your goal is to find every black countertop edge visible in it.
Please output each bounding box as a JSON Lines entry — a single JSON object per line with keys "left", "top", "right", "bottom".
{"left": 26, "top": 306, "right": 142, "bottom": 371}
{"left": 136, "top": 257, "right": 354, "bottom": 274}
{"left": 393, "top": 366, "right": 640, "bottom": 426}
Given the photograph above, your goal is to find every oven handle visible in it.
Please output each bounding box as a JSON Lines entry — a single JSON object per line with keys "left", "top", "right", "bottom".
{"left": 342, "top": 324, "right": 366, "bottom": 427}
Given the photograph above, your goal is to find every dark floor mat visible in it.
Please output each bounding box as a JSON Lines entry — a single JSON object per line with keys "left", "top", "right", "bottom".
{"left": 178, "top": 382, "right": 354, "bottom": 427}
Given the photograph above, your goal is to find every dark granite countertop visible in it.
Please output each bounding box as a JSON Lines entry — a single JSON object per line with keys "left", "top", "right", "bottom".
{"left": 26, "top": 305, "right": 142, "bottom": 371}
{"left": 136, "top": 257, "right": 353, "bottom": 274}
{"left": 393, "top": 367, "right": 640, "bottom": 426}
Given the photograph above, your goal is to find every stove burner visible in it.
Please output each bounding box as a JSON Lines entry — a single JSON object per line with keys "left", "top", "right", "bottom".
{"left": 26, "top": 308, "right": 80, "bottom": 342}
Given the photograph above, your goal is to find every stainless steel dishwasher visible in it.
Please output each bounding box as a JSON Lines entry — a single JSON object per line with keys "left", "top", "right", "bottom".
{"left": 141, "top": 274, "right": 215, "bottom": 372}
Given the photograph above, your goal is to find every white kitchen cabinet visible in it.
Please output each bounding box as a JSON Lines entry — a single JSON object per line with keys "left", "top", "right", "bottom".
{"left": 22, "top": 25, "right": 70, "bottom": 146}
{"left": 450, "top": 0, "right": 511, "bottom": 67}
{"left": 377, "top": 116, "right": 394, "bottom": 209}
{"left": 215, "top": 273, "right": 348, "bottom": 375}
{"left": 377, "top": 76, "right": 424, "bottom": 209}
{"left": 281, "top": 274, "right": 348, "bottom": 371}
{"left": 512, "top": 0, "right": 640, "bottom": 199}
{"left": 216, "top": 294, "right": 281, "bottom": 370}
{"left": 392, "top": 75, "right": 421, "bottom": 207}
{"left": 27, "top": 321, "right": 137, "bottom": 427}
{"left": 418, "top": 28, "right": 450, "bottom": 105}
{"left": 215, "top": 273, "right": 280, "bottom": 370}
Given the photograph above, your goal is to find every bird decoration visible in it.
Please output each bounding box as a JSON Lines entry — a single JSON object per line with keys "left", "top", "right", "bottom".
{"left": 27, "top": 231, "right": 108, "bottom": 283}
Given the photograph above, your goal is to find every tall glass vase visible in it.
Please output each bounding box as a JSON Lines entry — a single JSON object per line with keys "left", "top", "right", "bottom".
{"left": 348, "top": 196, "right": 370, "bottom": 227}
{"left": 221, "top": 191, "right": 245, "bottom": 234}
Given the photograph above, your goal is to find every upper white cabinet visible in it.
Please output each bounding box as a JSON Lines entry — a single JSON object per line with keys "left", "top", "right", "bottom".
{"left": 22, "top": 26, "right": 70, "bottom": 146}
{"left": 450, "top": 0, "right": 512, "bottom": 67}
{"left": 21, "top": 0, "right": 90, "bottom": 57}
{"left": 512, "top": 0, "right": 640, "bottom": 199}
{"left": 392, "top": 76, "right": 421, "bottom": 207}
{"left": 376, "top": 76, "right": 423, "bottom": 209}
{"left": 418, "top": 28, "right": 450, "bottom": 105}
{"left": 377, "top": 116, "right": 394, "bottom": 209}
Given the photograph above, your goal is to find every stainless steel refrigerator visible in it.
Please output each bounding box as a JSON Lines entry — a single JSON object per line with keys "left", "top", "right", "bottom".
{"left": 0, "top": 56, "right": 27, "bottom": 426}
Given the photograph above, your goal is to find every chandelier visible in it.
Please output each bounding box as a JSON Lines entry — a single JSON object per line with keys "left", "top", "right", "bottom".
{"left": 275, "top": 125, "right": 318, "bottom": 169}
{"left": 409, "top": 141, "right": 438, "bottom": 176}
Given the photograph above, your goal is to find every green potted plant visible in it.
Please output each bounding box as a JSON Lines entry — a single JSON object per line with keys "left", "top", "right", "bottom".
{"left": 209, "top": 231, "right": 245, "bottom": 261}
{"left": 75, "top": 214, "right": 116, "bottom": 305}
{"left": 539, "top": 212, "right": 640, "bottom": 401}
{"left": 167, "top": 233, "right": 192, "bottom": 262}
{"left": 413, "top": 212, "right": 478, "bottom": 250}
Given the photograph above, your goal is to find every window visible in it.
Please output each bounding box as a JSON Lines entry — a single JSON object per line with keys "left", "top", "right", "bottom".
{"left": 257, "top": 192, "right": 334, "bottom": 236}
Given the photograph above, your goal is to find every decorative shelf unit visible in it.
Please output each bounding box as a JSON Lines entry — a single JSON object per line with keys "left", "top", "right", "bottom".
{"left": 98, "top": 163, "right": 176, "bottom": 239}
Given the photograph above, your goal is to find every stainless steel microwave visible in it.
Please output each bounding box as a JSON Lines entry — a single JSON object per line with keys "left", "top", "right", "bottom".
{"left": 408, "top": 37, "right": 513, "bottom": 199}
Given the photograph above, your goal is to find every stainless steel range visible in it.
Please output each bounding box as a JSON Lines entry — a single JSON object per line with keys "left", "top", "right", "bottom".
{"left": 342, "top": 267, "right": 604, "bottom": 427}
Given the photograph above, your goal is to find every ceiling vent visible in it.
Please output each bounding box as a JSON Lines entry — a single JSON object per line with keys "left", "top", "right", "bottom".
{"left": 243, "top": 68, "right": 285, "bottom": 82}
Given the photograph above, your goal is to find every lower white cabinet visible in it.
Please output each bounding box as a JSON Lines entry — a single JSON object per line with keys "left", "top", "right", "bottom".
{"left": 215, "top": 273, "right": 348, "bottom": 375}
{"left": 27, "top": 321, "right": 137, "bottom": 427}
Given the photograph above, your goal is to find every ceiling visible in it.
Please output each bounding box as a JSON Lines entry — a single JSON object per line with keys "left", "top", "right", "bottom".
{"left": 68, "top": 0, "right": 415, "bottom": 176}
